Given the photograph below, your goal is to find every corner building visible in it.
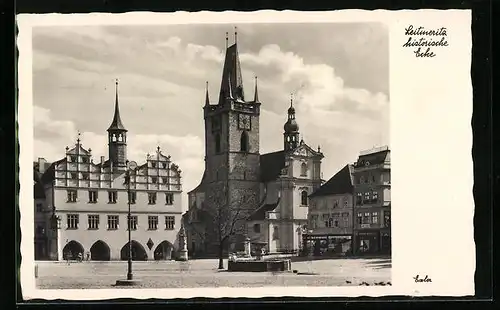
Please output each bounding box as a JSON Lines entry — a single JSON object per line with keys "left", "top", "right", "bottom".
{"left": 352, "top": 146, "right": 391, "bottom": 255}
{"left": 33, "top": 82, "right": 184, "bottom": 261}
{"left": 186, "top": 33, "right": 324, "bottom": 257}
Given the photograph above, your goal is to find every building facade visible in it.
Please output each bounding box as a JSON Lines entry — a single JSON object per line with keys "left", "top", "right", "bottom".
{"left": 185, "top": 32, "right": 324, "bottom": 257}
{"left": 33, "top": 82, "right": 184, "bottom": 261}
{"left": 305, "top": 164, "right": 354, "bottom": 257}
{"left": 352, "top": 146, "right": 391, "bottom": 255}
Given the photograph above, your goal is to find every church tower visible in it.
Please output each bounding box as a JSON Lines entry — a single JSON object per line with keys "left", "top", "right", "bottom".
{"left": 202, "top": 29, "right": 262, "bottom": 250}
{"left": 283, "top": 95, "right": 300, "bottom": 151}
{"left": 107, "top": 79, "right": 128, "bottom": 171}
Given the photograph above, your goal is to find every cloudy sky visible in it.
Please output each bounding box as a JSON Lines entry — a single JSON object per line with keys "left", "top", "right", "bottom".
{"left": 33, "top": 22, "right": 389, "bottom": 211}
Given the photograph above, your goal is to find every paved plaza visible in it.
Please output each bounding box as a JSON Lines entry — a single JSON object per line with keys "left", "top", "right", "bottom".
{"left": 35, "top": 258, "right": 391, "bottom": 289}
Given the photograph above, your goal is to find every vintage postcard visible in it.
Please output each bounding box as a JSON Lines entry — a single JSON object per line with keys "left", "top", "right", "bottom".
{"left": 17, "top": 10, "right": 474, "bottom": 300}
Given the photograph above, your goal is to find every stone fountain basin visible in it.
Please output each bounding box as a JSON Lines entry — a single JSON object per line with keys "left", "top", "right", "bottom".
{"left": 227, "top": 259, "right": 292, "bottom": 272}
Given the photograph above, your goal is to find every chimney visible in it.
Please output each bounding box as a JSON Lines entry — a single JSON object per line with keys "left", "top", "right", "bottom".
{"left": 38, "top": 158, "right": 47, "bottom": 174}
{"left": 100, "top": 156, "right": 105, "bottom": 164}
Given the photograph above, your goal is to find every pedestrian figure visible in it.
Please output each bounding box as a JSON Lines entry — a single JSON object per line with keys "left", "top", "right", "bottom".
{"left": 86, "top": 252, "right": 90, "bottom": 261}
{"left": 78, "top": 252, "right": 83, "bottom": 262}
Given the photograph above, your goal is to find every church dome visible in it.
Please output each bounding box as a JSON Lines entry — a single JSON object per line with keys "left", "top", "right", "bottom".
{"left": 288, "top": 105, "right": 295, "bottom": 114}
{"left": 284, "top": 119, "right": 299, "bottom": 132}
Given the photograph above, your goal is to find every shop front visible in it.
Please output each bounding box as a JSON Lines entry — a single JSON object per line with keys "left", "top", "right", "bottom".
{"left": 302, "top": 234, "right": 352, "bottom": 257}
{"left": 380, "top": 229, "right": 391, "bottom": 254}
{"left": 354, "top": 230, "right": 380, "bottom": 255}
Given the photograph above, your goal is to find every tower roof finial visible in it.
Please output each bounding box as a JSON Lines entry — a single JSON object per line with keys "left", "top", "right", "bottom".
{"left": 205, "top": 81, "right": 210, "bottom": 106}
{"left": 234, "top": 26, "right": 238, "bottom": 44}
{"left": 76, "top": 131, "right": 81, "bottom": 145}
{"left": 253, "top": 76, "right": 260, "bottom": 103}
{"left": 107, "top": 78, "right": 127, "bottom": 132}
{"left": 290, "top": 93, "right": 294, "bottom": 107}
{"left": 225, "top": 32, "right": 228, "bottom": 49}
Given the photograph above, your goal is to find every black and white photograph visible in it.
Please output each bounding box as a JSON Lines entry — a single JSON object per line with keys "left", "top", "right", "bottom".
{"left": 18, "top": 10, "right": 474, "bottom": 299}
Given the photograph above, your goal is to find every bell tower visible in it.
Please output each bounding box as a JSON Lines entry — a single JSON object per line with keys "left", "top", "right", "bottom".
{"left": 107, "top": 79, "right": 128, "bottom": 171}
{"left": 283, "top": 95, "right": 300, "bottom": 151}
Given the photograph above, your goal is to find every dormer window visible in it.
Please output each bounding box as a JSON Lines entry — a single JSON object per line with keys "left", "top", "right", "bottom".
{"left": 70, "top": 156, "right": 77, "bottom": 162}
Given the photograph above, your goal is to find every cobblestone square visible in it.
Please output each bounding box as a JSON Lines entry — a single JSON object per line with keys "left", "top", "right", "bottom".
{"left": 35, "top": 258, "right": 391, "bottom": 289}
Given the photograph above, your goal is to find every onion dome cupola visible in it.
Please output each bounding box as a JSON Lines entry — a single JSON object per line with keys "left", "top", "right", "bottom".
{"left": 283, "top": 94, "right": 300, "bottom": 151}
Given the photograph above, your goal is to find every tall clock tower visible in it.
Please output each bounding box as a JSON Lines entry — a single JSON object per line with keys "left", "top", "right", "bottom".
{"left": 202, "top": 31, "right": 262, "bottom": 251}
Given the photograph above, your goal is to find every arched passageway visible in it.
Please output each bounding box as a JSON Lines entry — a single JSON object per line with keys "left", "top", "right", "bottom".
{"left": 154, "top": 241, "right": 174, "bottom": 260}
{"left": 120, "top": 240, "right": 148, "bottom": 261}
{"left": 63, "top": 240, "right": 84, "bottom": 260}
{"left": 90, "top": 240, "right": 111, "bottom": 261}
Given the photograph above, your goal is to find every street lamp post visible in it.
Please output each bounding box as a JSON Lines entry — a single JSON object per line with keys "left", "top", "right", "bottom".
{"left": 126, "top": 165, "right": 133, "bottom": 280}
{"left": 116, "top": 160, "right": 140, "bottom": 286}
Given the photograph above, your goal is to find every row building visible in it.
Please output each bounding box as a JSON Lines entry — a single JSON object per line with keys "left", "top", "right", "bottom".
{"left": 33, "top": 81, "right": 185, "bottom": 261}
{"left": 304, "top": 146, "right": 391, "bottom": 256}
{"left": 184, "top": 32, "right": 324, "bottom": 257}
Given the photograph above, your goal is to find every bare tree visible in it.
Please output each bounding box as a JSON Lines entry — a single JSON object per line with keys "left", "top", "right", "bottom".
{"left": 205, "top": 180, "right": 256, "bottom": 269}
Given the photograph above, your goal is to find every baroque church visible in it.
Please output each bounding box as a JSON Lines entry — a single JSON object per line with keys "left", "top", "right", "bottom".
{"left": 185, "top": 32, "right": 325, "bottom": 257}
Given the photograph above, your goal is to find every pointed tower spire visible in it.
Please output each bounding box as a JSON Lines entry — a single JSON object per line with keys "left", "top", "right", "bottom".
{"left": 225, "top": 32, "right": 229, "bottom": 49}
{"left": 107, "top": 79, "right": 127, "bottom": 132}
{"left": 218, "top": 30, "right": 244, "bottom": 104}
{"left": 205, "top": 81, "right": 210, "bottom": 106}
{"left": 234, "top": 26, "right": 238, "bottom": 44}
{"left": 253, "top": 76, "right": 260, "bottom": 103}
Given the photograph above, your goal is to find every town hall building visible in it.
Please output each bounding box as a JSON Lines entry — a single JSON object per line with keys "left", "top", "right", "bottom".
{"left": 33, "top": 81, "right": 185, "bottom": 261}
{"left": 184, "top": 32, "right": 325, "bottom": 257}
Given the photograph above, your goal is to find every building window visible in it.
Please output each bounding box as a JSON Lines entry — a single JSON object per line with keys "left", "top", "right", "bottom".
{"left": 151, "top": 177, "right": 157, "bottom": 184}
{"left": 82, "top": 157, "right": 88, "bottom": 163}
{"left": 148, "top": 193, "right": 157, "bottom": 204}
{"left": 151, "top": 161, "right": 156, "bottom": 168}
{"left": 301, "top": 190, "right": 308, "bottom": 206}
{"left": 215, "top": 133, "right": 221, "bottom": 153}
{"left": 372, "top": 174, "right": 376, "bottom": 183}
{"left": 108, "top": 191, "right": 117, "bottom": 203}
{"left": 70, "top": 156, "right": 77, "bottom": 162}
{"left": 300, "top": 163, "right": 307, "bottom": 176}
{"left": 384, "top": 211, "right": 391, "bottom": 228}
{"left": 364, "top": 192, "right": 370, "bottom": 202}
{"left": 148, "top": 216, "right": 159, "bottom": 230}
{"left": 70, "top": 172, "right": 77, "bottom": 179}
{"left": 343, "top": 217, "right": 349, "bottom": 227}
{"left": 356, "top": 192, "right": 362, "bottom": 205}
{"left": 310, "top": 215, "right": 318, "bottom": 229}
{"left": 107, "top": 215, "right": 119, "bottom": 230}
{"left": 162, "top": 162, "right": 167, "bottom": 169}
{"left": 360, "top": 176, "right": 364, "bottom": 184}
{"left": 240, "top": 131, "right": 249, "bottom": 152}
{"left": 372, "top": 191, "right": 379, "bottom": 202}
{"left": 128, "top": 216, "right": 138, "bottom": 231}
{"left": 67, "top": 190, "right": 77, "bottom": 203}
{"left": 272, "top": 226, "right": 279, "bottom": 240}
{"left": 165, "top": 193, "right": 174, "bottom": 205}
{"left": 81, "top": 172, "right": 89, "bottom": 180}
{"left": 88, "top": 215, "right": 99, "bottom": 230}
{"left": 344, "top": 197, "right": 348, "bottom": 208}
{"left": 253, "top": 223, "right": 261, "bottom": 233}
{"left": 357, "top": 212, "right": 363, "bottom": 225}
{"left": 322, "top": 213, "right": 329, "bottom": 227}
{"left": 363, "top": 212, "right": 371, "bottom": 224}
{"left": 327, "top": 218, "right": 334, "bottom": 228}
{"left": 67, "top": 214, "right": 79, "bottom": 229}
{"left": 334, "top": 219, "right": 339, "bottom": 227}
{"left": 333, "top": 200, "right": 339, "bottom": 208}
{"left": 36, "top": 203, "right": 43, "bottom": 212}
{"left": 88, "top": 191, "right": 98, "bottom": 203}
{"left": 128, "top": 191, "right": 136, "bottom": 204}
{"left": 165, "top": 216, "right": 175, "bottom": 230}
{"left": 372, "top": 212, "right": 378, "bottom": 224}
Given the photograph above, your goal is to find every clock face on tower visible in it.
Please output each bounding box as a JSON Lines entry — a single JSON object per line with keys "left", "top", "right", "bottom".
{"left": 238, "top": 113, "right": 251, "bottom": 130}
